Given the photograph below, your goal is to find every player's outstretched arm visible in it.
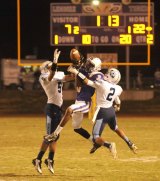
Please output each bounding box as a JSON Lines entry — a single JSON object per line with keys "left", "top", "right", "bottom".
{"left": 48, "top": 49, "right": 61, "bottom": 81}
{"left": 67, "top": 65, "right": 96, "bottom": 87}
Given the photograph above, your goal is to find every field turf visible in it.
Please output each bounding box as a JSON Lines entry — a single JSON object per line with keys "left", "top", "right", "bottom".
{"left": 0, "top": 115, "right": 160, "bottom": 181}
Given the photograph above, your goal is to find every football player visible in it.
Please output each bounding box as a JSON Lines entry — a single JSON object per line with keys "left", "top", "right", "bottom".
{"left": 44, "top": 55, "right": 103, "bottom": 146}
{"left": 68, "top": 66, "right": 138, "bottom": 158}
{"left": 32, "top": 49, "right": 74, "bottom": 174}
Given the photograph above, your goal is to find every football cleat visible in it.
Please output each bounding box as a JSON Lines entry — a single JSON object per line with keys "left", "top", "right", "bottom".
{"left": 44, "top": 159, "right": 54, "bottom": 174}
{"left": 128, "top": 143, "right": 138, "bottom": 154}
{"left": 109, "top": 142, "right": 117, "bottom": 159}
{"left": 90, "top": 143, "right": 101, "bottom": 154}
{"left": 44, "top": 133, "right": 58, "bottom": 142}
{"left": 32, "top": 158, "right": 42, "bottom": 174}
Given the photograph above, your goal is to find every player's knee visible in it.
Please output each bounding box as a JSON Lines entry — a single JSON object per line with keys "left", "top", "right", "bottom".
{"left": 109, "top": 125, "right": 117, "bottom": 131}
{"left": 72, "top": 121, "right": 81, "bottom": 129}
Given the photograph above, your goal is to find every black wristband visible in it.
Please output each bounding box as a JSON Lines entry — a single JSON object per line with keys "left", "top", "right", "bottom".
{"left": 51, "top": 63, "right": 57, "bottom": 71}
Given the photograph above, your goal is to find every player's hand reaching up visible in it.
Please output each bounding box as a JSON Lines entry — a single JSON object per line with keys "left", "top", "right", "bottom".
{"left": 53, "top": 49, "right": 61, "bottom": 63}
{"left": 68, "top": 65, "right": 87, "bottom": 80}
{"left": 49, "top": 49, "right": 61, "bottom": 72}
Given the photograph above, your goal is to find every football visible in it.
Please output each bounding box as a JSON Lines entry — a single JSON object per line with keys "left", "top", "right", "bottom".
{"left": 70, "top": 48, "right": 81, "bottom": 61}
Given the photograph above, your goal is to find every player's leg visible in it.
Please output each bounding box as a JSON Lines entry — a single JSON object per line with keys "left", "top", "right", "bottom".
{"left": 72, "top": 101, "right": 93, "bottom": 140}
{"left": 92, "top": 108, "right": 117, "bottom": 158}
{"left": 108, "top": 114, "right": 138, "bottom": 154}
{"left": 32, "top": 140, "right": 49, "bottom": 174}
{"left": 90, "top": 107, "right": 102, "bottom": 153}
{"left": 115, "top": 128, "right": 138, "bottom": 154}
{"left": 53, "top": 106, "right": 73, "bottom": 136}
{"left": 32, "top": 104, "right": 54, "bottom": 174}
{"left": 44, "top": 101, "right": 91, "bottom": 141}
{"left": 44, "top": 104, "right": 62, "bottom": 174}
{"left": 92, "top": 118, "right": 117, "bottom": 159}
{"left": 72, "top": 112, "right": 92, "bottom": 141}
{"left": 54, "top": 101, "right": 91, "bottom": 137}
{"left": 44, "top": 141, "right": 56, "bottom": 174}
{"left": 44, "top": 105, "right": 73, "bottom": 141}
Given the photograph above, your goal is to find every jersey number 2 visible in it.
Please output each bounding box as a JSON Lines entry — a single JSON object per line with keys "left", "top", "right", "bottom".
{"left": 106, "top": 88, "right": 115, "bottom": 101}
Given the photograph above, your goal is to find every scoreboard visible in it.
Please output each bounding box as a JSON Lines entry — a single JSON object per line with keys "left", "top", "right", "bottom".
{"left": 50, "top": 2, "right": 154, "bottom": 46}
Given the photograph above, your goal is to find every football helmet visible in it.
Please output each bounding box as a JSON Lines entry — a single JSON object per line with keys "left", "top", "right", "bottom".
{"left": 40, "top": 61, "right": 52, "bottom": 73}
{"left": 85, "top": 57, "right": 101, "bottom": 73}
{"left": 105, "top": 68, "right": 121, "bottom": 84}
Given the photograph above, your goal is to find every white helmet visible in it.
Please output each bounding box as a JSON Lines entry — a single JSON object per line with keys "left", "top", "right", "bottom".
{"left": 105, "top": 68, "right": 121, "bottom": 84}
{"left": 85, "top": 57, "right": 101, "bottom": 72}
{"left": 40, "top": 61, "right": 52, "bottom": 73}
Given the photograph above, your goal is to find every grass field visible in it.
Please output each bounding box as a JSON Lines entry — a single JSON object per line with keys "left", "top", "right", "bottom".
{"left": 0, "top": 115, "right": 160, "bottom": 181}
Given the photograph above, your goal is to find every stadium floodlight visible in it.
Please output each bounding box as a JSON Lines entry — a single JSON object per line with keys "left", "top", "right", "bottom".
{"left": 92, "top": 0, "right": 100, "bottom": 6}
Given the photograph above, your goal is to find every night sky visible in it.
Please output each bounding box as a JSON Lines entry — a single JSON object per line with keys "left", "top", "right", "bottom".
{"left": 0, "top": 0, "right": 160, "bottom": 76}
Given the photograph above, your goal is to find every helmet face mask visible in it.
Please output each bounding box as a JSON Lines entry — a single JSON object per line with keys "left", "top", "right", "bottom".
{"left": 85, "top": 57, "right": 101, "bottom": 73}
{"left": 105, "top": 68, "right": 121, "bottom": 84}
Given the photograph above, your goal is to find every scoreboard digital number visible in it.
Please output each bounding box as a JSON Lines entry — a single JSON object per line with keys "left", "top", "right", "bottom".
{"left": 50, "top": 2, "right": 154, "bottom": 46}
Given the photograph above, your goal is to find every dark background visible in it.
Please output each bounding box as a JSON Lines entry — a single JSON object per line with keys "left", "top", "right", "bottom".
{"left": 0, "top": 0, "right": 160, "bottom": 76}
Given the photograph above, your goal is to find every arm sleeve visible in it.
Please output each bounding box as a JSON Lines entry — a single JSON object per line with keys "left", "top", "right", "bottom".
{"left": 87, "top": 72, "right": 103, "bottom": 87}
{"left": 87, "top": 80, "right": 96, "bottom": 88}
{"left": 87, "top": 80, "right": 101, "bottom": 88}
{"left": 115, "top": 96, "right": 121, "bottom": 105}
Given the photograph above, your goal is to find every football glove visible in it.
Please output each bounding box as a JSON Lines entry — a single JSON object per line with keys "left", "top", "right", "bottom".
{"left": 67, "top": 65, "right": 79, "bottom": 75}
{"left": 114, "top": 104, "right": 120, "bottom": 112}
{"left": 44, "top": 133, "right": 58, "bottom": 142}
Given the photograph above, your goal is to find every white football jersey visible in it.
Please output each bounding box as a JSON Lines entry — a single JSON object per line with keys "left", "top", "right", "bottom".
{"left": 88, "top": 79, "right": 123, "bottom": 108}
{"left": 39, "top": 71, "right": 65, "bottom": 107}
